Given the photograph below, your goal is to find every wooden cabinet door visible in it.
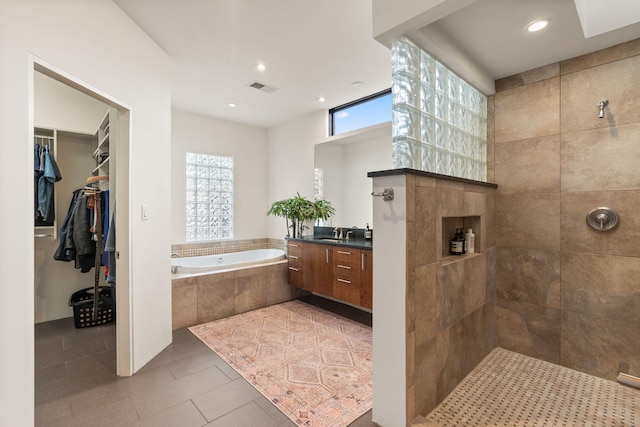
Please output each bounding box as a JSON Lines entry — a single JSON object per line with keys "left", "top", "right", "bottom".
{"left": 304, "top": 243, "right": 333, "bottom": 297}
{"left": 360, "top": 249, "right": 372, "bottom": 309}
{"left": 333, "top": 248, "right": 361, "bottom": 306}
{"left": 287, "top": 241, "right": 305, "bottom": 289}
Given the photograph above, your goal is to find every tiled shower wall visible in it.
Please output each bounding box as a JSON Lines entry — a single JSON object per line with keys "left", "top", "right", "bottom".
{"left": 406, "top": 173, "right": 496, "bottom": 422}
{"left": 493, "top": 39, "right": 640, "bottom": 381}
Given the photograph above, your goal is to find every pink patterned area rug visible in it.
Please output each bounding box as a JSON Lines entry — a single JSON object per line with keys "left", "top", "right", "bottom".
{"left": 189, "top": 300, "right": 372, "bottom": 427}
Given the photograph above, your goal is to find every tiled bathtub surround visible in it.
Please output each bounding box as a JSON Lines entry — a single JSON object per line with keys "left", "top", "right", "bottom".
{"left": 171, "top": 238, "right": 284, "bottom": 258}
{"left": 493, "top": 38, "right": 640, "bottom": 381}
{"left": 172, "top": 261, "right": 307, "bottom": 330}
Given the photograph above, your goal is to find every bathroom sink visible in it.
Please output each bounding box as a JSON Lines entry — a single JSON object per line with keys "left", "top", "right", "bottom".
{"left": 318, "top": 238, "right": 342, "bottom": 242}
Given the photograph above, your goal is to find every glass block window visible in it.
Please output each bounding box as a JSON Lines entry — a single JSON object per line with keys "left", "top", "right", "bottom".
{"left": 391, "top": 39, "right": 487, "bottom": 181}
{"left": 186, "top": 153, "right": 234, "bottom": 241}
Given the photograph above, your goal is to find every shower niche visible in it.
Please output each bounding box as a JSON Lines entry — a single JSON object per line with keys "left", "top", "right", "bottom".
{"left": 441, "top": 215, "right": 481, "bottom": 263}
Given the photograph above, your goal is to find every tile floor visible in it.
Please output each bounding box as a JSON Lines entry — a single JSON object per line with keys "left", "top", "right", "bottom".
{"left": 35, "top": 297, "right": 375, "bottom": 427}
{"left": 415, "top": 347, "right": 639, "bottom": 427}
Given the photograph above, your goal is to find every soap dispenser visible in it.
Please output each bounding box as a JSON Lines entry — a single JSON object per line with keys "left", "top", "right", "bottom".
{"left": 365, "top": 223, "right": 372, "bottom": 240}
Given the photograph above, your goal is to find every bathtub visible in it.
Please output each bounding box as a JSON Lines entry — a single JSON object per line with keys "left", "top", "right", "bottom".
{"left": 171, "top": 248, "right": 285, "bottom": 274}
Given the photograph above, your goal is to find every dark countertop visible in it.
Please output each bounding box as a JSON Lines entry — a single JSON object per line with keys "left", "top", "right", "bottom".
{"left": 367, "top": 167, "right": 498, "bottom": 188}
{"left": 286, "top": 236, "right": 372, "bottom": 250}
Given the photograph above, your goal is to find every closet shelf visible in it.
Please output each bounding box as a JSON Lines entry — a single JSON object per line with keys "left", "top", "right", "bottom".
{"left": 92, "top": 156, "right": 110, "bottom": 174}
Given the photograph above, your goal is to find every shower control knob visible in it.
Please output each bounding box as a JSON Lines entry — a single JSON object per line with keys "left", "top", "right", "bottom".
{"left": 586, "top": 207, "right": 619, "bottom": 232}
{"left": 595, "top": 213, "right": 609, "bottom": 229}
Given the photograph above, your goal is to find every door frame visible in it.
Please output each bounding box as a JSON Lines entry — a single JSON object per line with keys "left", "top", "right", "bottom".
{"left": 31, "top": 57, "right": 134, "bottom": 376}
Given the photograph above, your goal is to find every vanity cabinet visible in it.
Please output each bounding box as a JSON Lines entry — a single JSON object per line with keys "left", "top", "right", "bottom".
{"left": 287, "top": 239, "right": 372, "bottom": 309}
{"left": 286, "top": 241, "right": 304, "bottom": 288}
{"left": 304, "top": 243, "right": 333, "bottom": 296}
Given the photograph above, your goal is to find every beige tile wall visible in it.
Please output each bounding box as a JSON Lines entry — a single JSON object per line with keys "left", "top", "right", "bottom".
{"left": 494, "top": 38, "right": 640, "bottom": 381}
{"left": 171, "top": 262, "right": 306, "bottom": 330}
{"left": 406, "top": 173, "right": 497, "bottom": 423}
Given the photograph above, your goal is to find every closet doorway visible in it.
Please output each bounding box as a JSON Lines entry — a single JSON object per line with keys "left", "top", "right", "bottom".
{"left": 32, "top": 61, "right": 132, "bottom": 379}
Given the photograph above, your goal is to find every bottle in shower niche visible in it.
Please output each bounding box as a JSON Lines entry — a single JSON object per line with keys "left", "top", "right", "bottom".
{"left": 450, "top": 229, "right": 463, "bottom": 256}
{"left": 465, "top": 228, "right": 475, "bottom": 254}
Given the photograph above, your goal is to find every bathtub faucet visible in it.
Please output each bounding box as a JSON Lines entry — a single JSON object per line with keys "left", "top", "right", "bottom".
{"left": 171, "top": 252, "right": 180, "bottom": 258}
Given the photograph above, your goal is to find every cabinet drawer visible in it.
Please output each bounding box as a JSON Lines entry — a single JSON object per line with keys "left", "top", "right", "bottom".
{"left": 333, "top": 260, "right": 359, "bottom": 276}
{"left": 288, "top": 256, "right": 303, "bottom": 270}
{"left": 333, "top": 248, "right": 359, "bottom": 263}
{"left": 288, "top": 267, "right": 303, "bottom": 288}
{"left": 287, "top": 242, "right": 303, "bottom": 256}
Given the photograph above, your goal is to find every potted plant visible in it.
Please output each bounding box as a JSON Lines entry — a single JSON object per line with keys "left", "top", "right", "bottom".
{"left": 267, "top": 193, "right": 335, "bottom": 238}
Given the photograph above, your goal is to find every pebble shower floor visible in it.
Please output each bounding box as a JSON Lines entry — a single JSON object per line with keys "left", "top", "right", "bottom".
{"left": 416, "top": 348, "right": 638, "bottom": 427}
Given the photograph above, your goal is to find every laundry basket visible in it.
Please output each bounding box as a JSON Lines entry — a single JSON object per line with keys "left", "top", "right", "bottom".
{"left": 68, "top": 286, "right": 115, "bottom": 328}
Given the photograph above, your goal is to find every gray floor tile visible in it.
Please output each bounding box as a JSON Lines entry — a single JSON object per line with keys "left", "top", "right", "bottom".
{"left": 135, "top": 400, "right": 207, "bottom": 427}
{"left": 192, "top": 378, "right": 261, "bottom": 421}
{"left": 69, "top": 366, "right": 174, "bottom": 417}
{"left": 35, "top": 367, "right": 118, "bottom": 405}
{"left": 131, "top": 365, "right": 231, "bottom": 419}
{"left": 65, "top": 351, "right": 116, "bottom": 377}
{"left": 347, "top": 409, "right": 375, "bottom": 426}
{"left": 204, "top": 401, "right": 278, "bottom": 427}
{"left": 277, "top": 420, "right": 297, "bottom": 427}
{"left": 35, "top": 362, "right": 67, "bottom": 386}
{"left": 165, "top": 346, "right": 224, "bottom": 379}
{"left": 50, "top": 397, "right": 140, "bottom": 427}
{"left": 137, "top": 338, "right": 210, "bottom": 372}
{"left": 35, "top": 397, "right": 73, "bottom": 427}
{"left": 253, "top": 395, "right": 290, "bottom": 425}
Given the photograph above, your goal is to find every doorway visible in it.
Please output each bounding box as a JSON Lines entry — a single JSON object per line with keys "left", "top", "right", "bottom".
{"left": 32, "top": 60, "right": 132, "bottom": 378}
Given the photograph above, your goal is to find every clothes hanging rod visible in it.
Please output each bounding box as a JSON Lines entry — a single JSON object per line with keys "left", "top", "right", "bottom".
{"left": 34, "top": 135, "right": 55, "bottom": 139}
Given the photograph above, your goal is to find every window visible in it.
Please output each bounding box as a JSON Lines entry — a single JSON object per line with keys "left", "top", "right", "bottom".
{"left": 185, "top": 153, "right": 233, "bottom": 241}
{"left": 391, "top": 39, "right": 487, "bottom": 181}
{"left": 329, "top": 89, "right": 391, "bottom": 136}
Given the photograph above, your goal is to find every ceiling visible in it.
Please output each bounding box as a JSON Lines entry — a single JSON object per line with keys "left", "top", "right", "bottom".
{"left": 113, "top": 0, "right": 640, "bottom": 130}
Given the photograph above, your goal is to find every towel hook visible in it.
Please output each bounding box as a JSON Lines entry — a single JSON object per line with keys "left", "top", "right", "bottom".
{"left": 371, "top": 187, "right": 394, "bottom": 201}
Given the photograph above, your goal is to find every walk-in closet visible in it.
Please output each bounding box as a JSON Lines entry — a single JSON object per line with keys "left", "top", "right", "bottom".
{"left": 33, "top": 70, "right": 119, "bottom": 400}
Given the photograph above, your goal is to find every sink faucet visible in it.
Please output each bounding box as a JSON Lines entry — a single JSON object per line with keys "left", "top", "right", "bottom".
{"left": 333, "top": 227, "right": 343, "bottom": 239}
{"left": 345, "top": 230, "right": 353, "bottom": 240}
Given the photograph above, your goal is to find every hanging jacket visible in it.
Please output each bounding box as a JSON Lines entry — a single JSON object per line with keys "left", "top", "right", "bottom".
{"left": 53, "top": 189, "right": 82, "bottom": 262}
{"left": 37, "top": 146, "right": 62, "bottom": 221}
{"left": 71, "top": 194, "right": 96, "bottom": 272}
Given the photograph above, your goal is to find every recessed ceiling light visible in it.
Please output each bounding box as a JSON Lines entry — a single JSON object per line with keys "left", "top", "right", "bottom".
{"left": 317, "top": 96, "right": 326, "bottom": 103}
{"left": 351, "top": 81, "right": 364, "bottom": 88}
{"left": 526, "top": 19, "right": 550, "bottom": 32}
{"left": 228, "top": 103, "right": 237, "bottom": 108}
{"left": 256, "top": 63, "right": 266, "bottom": 72}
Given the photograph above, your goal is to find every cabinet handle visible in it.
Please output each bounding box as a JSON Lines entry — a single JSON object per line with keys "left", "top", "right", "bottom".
{"left": 361, "top": 253, "right": 364, "bottom": 269}
{"left": 289, "top": 243, "right": 299, "bottom": 247}
{"left": 289, "top": 255, "right": 299, "bottom": 259}
{"left": 337, "top": 264, "right": 351, "bottom": 270}
{"left": 337, "top": 278, "right": 351, "bottom": 284}
{"left": 288, "top": 267, "right": 300, "bottom": 271}
{"left": 326, "top": 248, "right": 329, "bottom": 263}
{"left": 337, "top": 250, "right": 352, "bottom": 255}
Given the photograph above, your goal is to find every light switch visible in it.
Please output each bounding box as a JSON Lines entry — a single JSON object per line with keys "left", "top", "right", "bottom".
{"left": 141, "top": 204, "right": 149, "bottom": 221}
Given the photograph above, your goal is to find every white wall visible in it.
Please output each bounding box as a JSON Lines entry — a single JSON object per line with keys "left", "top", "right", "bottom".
{"left": 371, "top": 174, "right": 407, "bottom": 427}
{"left": 35, "top": 71, "right": 110, "bottom": 134}
{"left": 171, "top": 109, "right": 268, "bottom": 243}
{"left": 266, "top": 110, "right": 326, "bottom": 238}
{"left": 313, "top": 142, "right": 344, "bottom": 226}
{"left": 340, "top": 134, "right": 392, "bottom": 227}
{"left": 0, "top": 1, "right": 172, "bottom": 424}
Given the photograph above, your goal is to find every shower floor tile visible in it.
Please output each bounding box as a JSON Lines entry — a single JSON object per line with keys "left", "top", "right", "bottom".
{"left": 417, "top": 348, "right": 639, "bottom": 427}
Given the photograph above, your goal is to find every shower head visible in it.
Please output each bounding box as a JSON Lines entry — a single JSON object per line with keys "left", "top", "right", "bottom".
{"left": 597, "top": 99, "right": 608, "bottom": 119}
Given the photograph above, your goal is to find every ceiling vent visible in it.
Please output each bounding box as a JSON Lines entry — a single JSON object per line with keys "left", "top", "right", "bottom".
{"left": 248, "top": 81, "right": 278, "bottom": 93}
